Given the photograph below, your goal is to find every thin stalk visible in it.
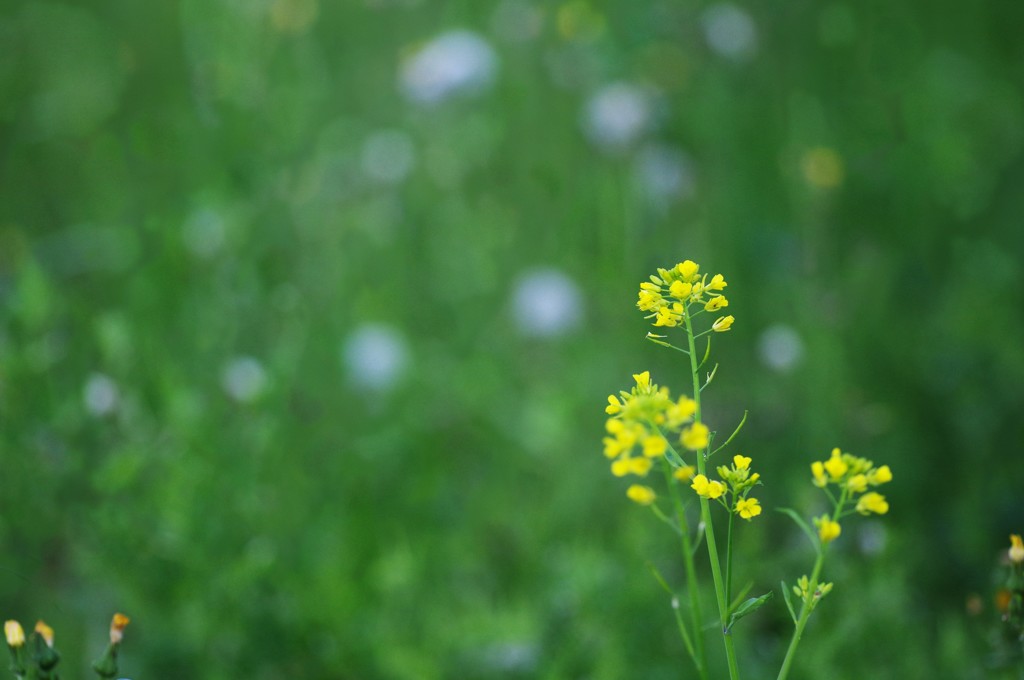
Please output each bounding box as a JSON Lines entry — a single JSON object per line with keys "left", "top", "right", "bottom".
{"left": 776, "top": 550, "right": 825, "bottom": 680}
{"left": 661, "top": 458, "right": 708, "bottom": 680}
{"left": 726, "top": 506, "right": 735, "bottom": 611}
{"left": 776, "top": 489, "right": 848, "bottom": 680}
{"left": 683, "top": 304, "right": 741, "bottom": 680}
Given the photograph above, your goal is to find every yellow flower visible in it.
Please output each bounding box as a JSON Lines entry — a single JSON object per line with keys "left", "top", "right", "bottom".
{"left": 605, "top": 395, "right": 623, "bottom": 415}
{"left": 707, "top": 274, "right": 727, "bottom": 291}
{"left": 735, "top": 497, "right": 761, "bottom": 520}
{"left": 681, "top": 422, "right": 709, "bottom": 451}
{"left": 814, "top": 515, "right": 841, "bottom": 543}
{"left": 712, "top": 315, "right": 734, "bottom": 332}
{"left": 1010, "top": 535, "right": 1024, "bottom": 564}
{"left": 603, "top": 436, "right": 625, "bottom": 459}
{"left": 867, "top": 465, "right": 892, "bottom": 485}
{"left": 34, "top": 621, "right": 54, "bottom": 648}
{"left": 627, "top": 484, "right": 657, "bottom": 505}
{"left": 110, "top": 613, "right": 130, "bottom": 644}
{"left": 733, "top": 454, "right": 751, "bottom": 471}
{"left": 633, "top": 371, "right": 651, "bottom": 390}
{"left": 611, "top": 456, "right": 652, "bottom": 477}
{"left": 4, "top": 620, "right": 24, "bottom": 647}
{"left": 704, "top": 296, "right": 728, "bottom": 312}
{"left": 669, "top": 280, "right": 692, "bottom": 299}
{"left": 665, "top": 396, "right": 697, "bottom": 427}
{"left": 637, "top": 290, "right": 662, "bottom": 311}
{"left": 823, "top": 447, "right": 848, "bottom": 480}
{"left": 691, "top": 474, "right": 726, "bottom": 499}
{"left": 677, "top": 260, "right": 700, "bottom": 281}
{"left": 846, "top": 474, "right": 868, "bottom": 493}
{"left": 673, "top": 465, "right": 696, "bottom": 482}
{"left": 811, "top": 461, "right": 828, "bottom": 488}
{"left": 654, "top": 303, "right": 684, "bottom": 327}
{"left": 856, "top": 492, "right": 889, "bottom": 515}
{"left": 642, "top": 435, "right": 667, "bottom": 458}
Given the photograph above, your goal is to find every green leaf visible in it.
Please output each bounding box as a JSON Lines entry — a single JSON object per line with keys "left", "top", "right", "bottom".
{"left": 780, "top": 580, "right": 797, "bottom": 623}
{"left": 725, "top": 591, "right": 774, "bottom": 632}
{"left": 778, "top": 508, "right": 821, "bottom": 555}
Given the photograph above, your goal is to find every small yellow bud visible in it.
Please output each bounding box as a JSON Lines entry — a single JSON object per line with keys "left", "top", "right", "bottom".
{"left": 811, "top": 461, "right": 827, "bottom": 487}
{"left": 627, "top": 484, "right": 657, "bottom": 505}
{"left": 673, "top": 465, "right": 696, "bottom": 482}
{"left": 632, "top": 371, "right": 651, "bottom": 390}
{"left": 1010, "top": 535, "right": 1024, "bottom": 564}
{"left": 846, "top": 474, "right": 868, "bottom": 493}
{"left": 868, "top": 465, "right": 892, "bottom": 485}
{"left": 34, "top": 621, "right": 54, "bottom": 648}
{"left": 611, "top": 458, "right": 630, "bottom": 477}
{"left": 4, "top": 620, "right": 25, "bottom": 647}
{"left": 712, "top": 315, "right": 734, "bottom": 332}
{"left": 814, "top": 515, "right": 841, "bottom": 543}
{"left": 110, "top": 613, "right": 130, "bottom": 644}
{"left": 823, "top": 448, "right": 848, "bottom": 480}
{"left": 855, "top": 492, "right": 889, "bottom": 516}
{"left": 605, "top": 395, "right": 622, "bottom": 415}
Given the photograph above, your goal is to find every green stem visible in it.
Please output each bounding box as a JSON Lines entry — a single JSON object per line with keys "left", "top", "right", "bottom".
{"left": 661, "top": 459, "right": 708, "bottom": 680}
{"left": 726, "top": 504, "right": 735, "bottom": 610}
{"left": 776, "top": 550, "right": 826, "bottom": 680}
{"left": 776, "top": 490, "right": 848, "bottom": 680}
{"left": 683, "top": 304, "right": 741, "bottom": 680}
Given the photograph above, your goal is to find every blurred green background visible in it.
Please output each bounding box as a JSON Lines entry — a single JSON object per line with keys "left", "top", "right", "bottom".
{"left": 2, "top": 0, "right": 1023, "bottom": 677}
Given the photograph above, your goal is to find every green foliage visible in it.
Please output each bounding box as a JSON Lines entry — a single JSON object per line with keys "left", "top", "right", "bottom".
{"left": 1, "top": 0, "right": 1023, "bottom": 677}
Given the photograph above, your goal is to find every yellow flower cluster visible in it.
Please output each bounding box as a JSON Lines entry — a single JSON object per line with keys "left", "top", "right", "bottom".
{"left": 690, "top": 454, "right": 763, "bottom": 520}
{"left": 604, "top": 371, "right": 706, "bottom": 504}
{"left": 636, "top": 260, "right": 734, "bottom": 331}
{"left": 811, "top": 447, "right": 891, "bottom": 513}
{"left": 808, "top": 447, "right": 892, "bottom": 543}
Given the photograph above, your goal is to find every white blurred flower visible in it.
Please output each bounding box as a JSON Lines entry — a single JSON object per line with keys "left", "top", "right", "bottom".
{"left": 757, "top": 324, "right": 804, "bottom": 372}
{"left": 221, "top": 356, "right": 268, "bottom": 402}
{"left": 857, "top": 521, "right": 887, "bottom": 556}
{"left": 701, "top": 4, "right": 757, "bottom": 60}
{"left": 343, "top": 324, "right": 409, "bottom": 391}
{"left": 583, "top": 82, "right": 652, "bottom": 152}
{"left": 183, "top": 207, "right": 226, "bottom": 258}
{"left": 633, "top": 145, "right": 697, "bottom": 205}
{"left": 361, "top": 129, "right": 416, "bottom": 184}
{"left": 512, "top": 268, "right": 583, "bottom": 337}
{"left": 400, "top": 30, "right": 498, "bottom": 105}
{"left": 83, "top": 372, "right": 120, "bottom": 417}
